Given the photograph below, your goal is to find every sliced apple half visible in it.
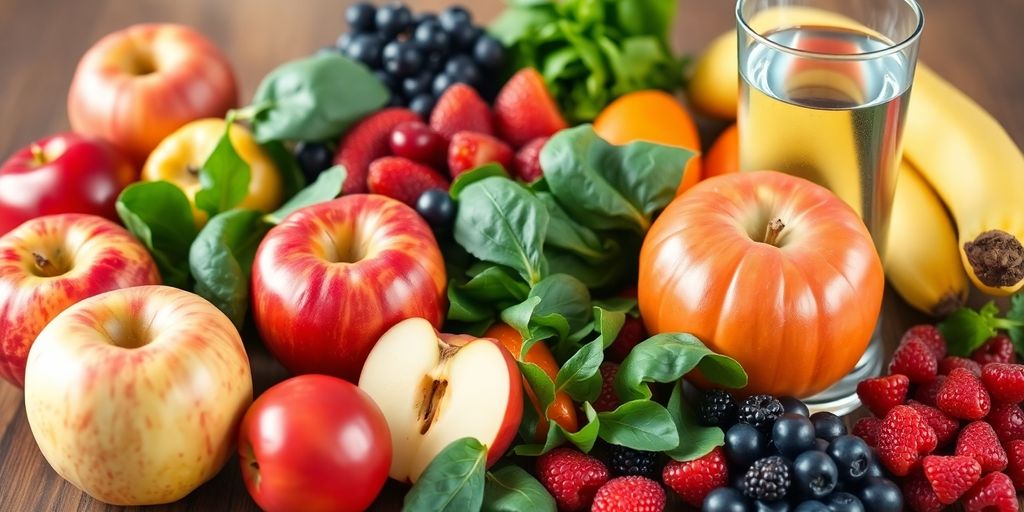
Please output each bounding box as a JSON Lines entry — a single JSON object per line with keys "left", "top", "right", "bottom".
{"left": 358, "top": 318, "right": 523, "bottom": 482}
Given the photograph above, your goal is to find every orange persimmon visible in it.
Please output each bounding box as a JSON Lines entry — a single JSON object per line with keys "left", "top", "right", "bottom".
{"left": 703, "top": 123, "right": 739, "bottom": 178}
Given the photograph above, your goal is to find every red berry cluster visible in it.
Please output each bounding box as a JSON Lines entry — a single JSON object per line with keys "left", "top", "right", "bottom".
{"left": 855, "top": 325, "right": 1023, "bottom": 512}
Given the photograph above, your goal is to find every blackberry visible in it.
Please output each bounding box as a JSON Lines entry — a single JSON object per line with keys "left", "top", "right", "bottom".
{"left": 743, "top": 455, "right": 791, "bottom": 502}
{"left": 698, "top": 389, "right": 738, "bottom": 428}
{"left": 608, "top": 445, "right": 658, "bottom": 477}
{"left": 738, "top": 394, "right": 785, "bottom": 434}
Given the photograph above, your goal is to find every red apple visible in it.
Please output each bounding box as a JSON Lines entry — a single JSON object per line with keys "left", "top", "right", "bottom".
{"left": 0, "top": 214, "right": 161, "bottom": 387}
{"left": 67, "top": 23, "right": 238, "bottom": 164}
{"left": 358, "top": 318, "right": 523, "bottom": 482}
{"left": 24, "top": 285, "right": 253, "bottom": 505}
{"left": 0, "top": 133, "right": 135, "bottom": 236}
{"left": 238, "top": 375, "right": 391, "bottom": 512}
{"left": 251, "top": 194, "right": 447, "bottom": 381}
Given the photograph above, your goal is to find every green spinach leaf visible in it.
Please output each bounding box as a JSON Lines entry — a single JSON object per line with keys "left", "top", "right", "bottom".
{"left": 597, "top": 400, "right": 679, "bottom": 451}
{"left": 266, "top": 165, "right": 346, "bottom": 224}
{"left": 483, "top": 466, "right": 556, "bottom": 512}
{"left": 194, "top": 122, "right": 251, "bottom": 219}
{"left": 666, "top": 382, "right": 724, "bottom": 461}
{"left": 403, "top": 438, "right": 487, "bottom": 512}
{"left": 189, "top": 209, "right": 270, "bottom": 327}
{"left": 615, "top": 333, "right": 748, "bottom": 402}
{"left": 116, "top": 181, "right": 198, "bottom": 289}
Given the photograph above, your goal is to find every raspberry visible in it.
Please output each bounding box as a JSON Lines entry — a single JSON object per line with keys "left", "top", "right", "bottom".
{"left": 536, "top": 447, "right": 609, "bottom": 511}
{"left": 591, "top": 476, "right": 666, "bottom": 512}
{"left": 607, "top": 445, "right": 658, "bottom": 477}
{"left": 743, "top": 455, "right": 791, "bottom": 501}
{"left": 939, "top": 356, "right": 982, "bottom": 376}
{"left": 913, "top": 375, "right": 946, "bottom": 407}
{"left": 889, "top": 339, "right": 939, "bottom": 383}
{"left": 907, "top": 400, "right": 960, "bottom": 447}
{"left": 852, "top": 417, "right": 882, "bottom": 447}
{"left": 662, "top": 447, "right": 728, "bottom": 507}
{"left": 988, "top": 403, "right": 1024, "bottom": 444}
{"left": 737, "top": 395, "right": 784, "bottom": 434}
{"left": 922, "top": 455, "right": 982, "bottom": 504}
{"left": 902, "top": 473, "right": 944, "bottom": 512}
{"left": 972, "top": 334, "right": 1017, "bottom": 365}
{"left": 963, "top": 471, "right": 1019, "bottom": 512}
{"left": 936, "top": 368, "right": 992, "bottom": 420}
{"left": 902, "top": 325, "right": 947, "bottom": 359}
{"left": 697, "top": 389, "right": 738, "bottom": 429}
{"left": 857, "top": 374, "right": 910, "bottom": 417}
{"left": 877, "top": 405, "right": 937, "bottom": 476}
{"left": 1006, "top": 440, "right": 1024, "bottom": 491}
{"left": 956, "top": 421, "right": 1009, "bottom": 473}
{"left": 593, "top": 362, "right": 620, "bottom": 413}
{"left": 981, "top": 363, "right": 1024, "bottom": 404}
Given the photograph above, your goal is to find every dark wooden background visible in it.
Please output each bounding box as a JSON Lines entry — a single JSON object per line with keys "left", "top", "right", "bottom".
{"left": 0, "top": 0, "right": 1021, "bottom": 510}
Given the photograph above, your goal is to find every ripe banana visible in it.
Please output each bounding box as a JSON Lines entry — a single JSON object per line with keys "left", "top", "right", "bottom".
{"left": 885, "top": 161, "right": 968, "bottom": 316}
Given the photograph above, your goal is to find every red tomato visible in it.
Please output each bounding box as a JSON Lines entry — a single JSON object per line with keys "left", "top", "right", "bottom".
{"left": 238, "top": 375, "right": 391, "bottom": 512}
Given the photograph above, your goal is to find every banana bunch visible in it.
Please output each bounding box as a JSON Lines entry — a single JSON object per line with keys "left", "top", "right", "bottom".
{"left": 687, "top": 9, "right": 1024, "bottom": 315}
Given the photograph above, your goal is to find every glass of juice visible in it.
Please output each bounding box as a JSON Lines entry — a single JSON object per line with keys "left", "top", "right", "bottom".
{"left": 736, "top": 0, "right": 923, "bottom": 413}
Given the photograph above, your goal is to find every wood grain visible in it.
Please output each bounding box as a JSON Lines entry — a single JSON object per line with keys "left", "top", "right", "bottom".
{"left": 0, "top": 0, "right": 1020, "bottom": 510}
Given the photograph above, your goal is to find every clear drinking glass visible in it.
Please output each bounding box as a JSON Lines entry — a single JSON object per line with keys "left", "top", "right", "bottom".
{"left": 736, "top": 0, "right": 923, "bottom": 413}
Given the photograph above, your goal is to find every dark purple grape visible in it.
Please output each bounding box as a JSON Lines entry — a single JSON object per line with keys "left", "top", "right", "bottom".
{"left": 294, "top": 142, "right": 335, "bottom": 183}
{"left": 375, "top": 3, "right": 412, "bottom": 38}
{"left": 450, "top": 24, "right": 481, "bottom": 51}
{"left": 443, "top": 54, "right": 479, "bottom": 86}
{"left": 413, "top": 19, "right": 450, "bottom": 54}
{"left": 335, "top": 32, "right": 353, "bottom": 51}
{"left": 473, "top": 34, "right": 505, "bottom": 69}
{"left": 408, "top": 94, "right": 436, "bottom": 119}
{"left": 382, "top": 40, "right": 422, "bottom": 77}
{"left": 402, "top": 72, "right": 433, "bottom": 97}
{"left": 346, "top": 33, "right": 384, "bottom": 68}
{"left": 373, "top": 70, "right": 400, "bottom": 94}
{"left": 432, "top": 72, "right": 456, "bottom": 96}
{"left": 345, "top": 3, "right": 376, "bottom": 32}
{"left": 438, "top": 5, "right": 472, "bottom": 31}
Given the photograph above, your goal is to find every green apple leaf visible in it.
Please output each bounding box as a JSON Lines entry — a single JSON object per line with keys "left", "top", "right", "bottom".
{"left": 265, "top": 165, "right": 346, "bottom": 224}
{"left": 665, "top": 382, "right": 724, "bottom": 461}
{"left": 597, "top": 399, "right": 679, "bottom": 451}
{"left": 194, "top": 122, "right": 251, "bottom": 219}
{"left": 614, "top": 333, "right": 748, "bottom": 403}
{"left": 116, "top": 181, "right": 198, "bottom": 289}
{"left": 483, "top": 466, "right": 556, "bottom": 512}
{"left": 403, "top": 437, "right": 487, "bottom": 512}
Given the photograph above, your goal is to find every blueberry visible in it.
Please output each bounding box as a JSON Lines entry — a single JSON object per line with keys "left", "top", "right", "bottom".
{"left": 703, "top": 487, "right": 751, "bottom": 512}
{"left": 408, "top": 93, "right": 436, "bottom": 119}
{"left": 345, "top": 3, "right": 376, "bottom": 31}
{"left": 346, "top": 33, "right": 384, "bottom": 68}
{"left": 725, "top": 423, "right": 769, "bottom": 469}
{"left": 809, "top": 412, "right": 846, "bottom": 442}
{"left": 375, "top": 3, "right": 412, "bottom": 38}
{"left": 424, "top": 51, "right": 446, "bottom": 72}
{"left": 293, "top": 142, "right": 335, "bottom": 183}
{"left": 857, "top": 477, "right": 902, "bottom": 512}
{"left": 793, "top": 451, "right": 838, "bottom": 499}
{"left": 864, "top": 460, "right": 886, "bottom": 479}
{"left": 382, "top": 40, "right": 422, "bottom": 77}
{"left": 414, "top": 12, "right": 438, "bottom": 26}
{"left": 438, "top": 5, "right": 472, "bottom": 31}
{"left": 444, "top": 54, "right": 480, "bottom": 86}
{"left": 794, "top": 501, "right": 829, "bottom": 512}
{"left": 335, "top": 32, "right": 353, "bottom": 51}
{"left": 413, "top": 19, "right": 450, "bottom": 54}
{"left": 402, "top": 72, "right": 433, "bottom": 97}
{"left": 823, "top": 492, "right": 863, "bottom": 512}
{"left": 450, "top": 24, "right": 481, "bottom": 51}
{"left": 432, "top": 72, "right": 457, "bottom": 96}
{"left": 373, "top": 70, "right": 400, "bottom": 94}
{"left": 385, "top": 93, "right": 406, "bottom": 107}
{"left": 755, "top": 500, "right": 791, "bottom": 512}
{"left": 772, "top": 413, "right": 815, "bottom": 458}
{"left": 416, "top": 189, "right": 455, "bottom": 233}
{"left": 826, "top": 435, "right": 872, "bottom": 483}
{"left": 473, "top": 34, "right": 505, "bottom": 69}
{"left": 779, "top": 397, "right": 809, "bottom": 417}
{"left": 813, "top": 438, "right": 829, "bottom": 452}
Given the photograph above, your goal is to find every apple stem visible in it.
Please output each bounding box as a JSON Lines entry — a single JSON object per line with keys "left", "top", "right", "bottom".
{"left": 763, "top": 218, "right": 786, "bottom": 247}
{"left": 30, "top": 144, "right": 46, "bottom": 165}
{"left": 187, "top": 164, "right": 200, "bottom": 176}
{"left": 32, "top": 252, "right": 60, "bottom": 277}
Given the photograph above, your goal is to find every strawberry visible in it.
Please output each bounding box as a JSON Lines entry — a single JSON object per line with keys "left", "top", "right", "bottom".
{"left": 594, "top": 362, "right": 620, "bottom": 412}
{"left": 939, "top": 356, "right": 982, "bottom": 376}
{"left": 913, "top": 375, "right": 947, "bottom": 407}
{"left": 907, "top": 400, "right": 960, "bottom": 447}
{"left": 972, "top": 334, "right": 1017, "bottom": 365}
{"left": 902, "top": 324, "right": 947, "bottom": 360}
{"left": 334, "top": 108, "right": 420, "bottom": 194}
{"left": 902, "top": 473, "right": 944, "bottom": 512}
{"left": 856, "top": 374, "right": 910, "bottom": 417}
{"left": 852, "top": 417, "right": 882, "bottom": 447}
{"left": 591, "top": 476, "right": 666, "bottom": 512}
{"left": 963, "top": 472, "right": 1019, "bottom": 512}
{"left": 1006, "top": 440, "right": 1024, "bottom": 490}
{"left": 937, "top": 367, "right": 992, "bottom": 420}
{"left": 889, "top": 339, "right": 939, "bottom": 383}
{"left": 987, "top": 403, "right": 1024, "bottom": 444}
{"left": 513, "top": 136, "right": 548, "bottom": 183}
{"left": 877, "top": 405, "right": 937, "bottom": 476}
{"left": 429, "top": 84, "right": 493, "bottom": 140}
{"left": 366, "top": 157, "right": 449, "bottom": 207}
{"left": 605, "top": 315, "right": 647, "bottom": 364}
{"left": 922, "top": 455, "right": 982, "bottom": 504}
{"left": 493, "top": 68, "right": 568, "bottom": 148}
{"left": 536, "top": 447, "right": 609, "bottom": 511}
{"left": 956, "top": 421, "right": 1009, "bottom": 473}
{"left": 446, "top": 131, "right": 513, "bottom": 179}
{"left": 980, "top": 363, "right": 1024, "bottom": 403}
{"left": 662, "top": 447, "right": 728, "bottom": 507}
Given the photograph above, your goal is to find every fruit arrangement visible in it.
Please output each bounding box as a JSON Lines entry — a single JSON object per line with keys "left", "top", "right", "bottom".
{"left": 0, "top": 1, "right": 1022, "bottom": 512}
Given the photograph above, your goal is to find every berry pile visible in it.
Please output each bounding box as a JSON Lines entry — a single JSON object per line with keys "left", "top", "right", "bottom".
{"left": 854, "top": 324, "right": 1023, "bottom": 511}
{"left": 334, "top": 3, "right": 506, "bottom": 118}
{"left": 536, "top": 447, "right": 665, "bottom": 512}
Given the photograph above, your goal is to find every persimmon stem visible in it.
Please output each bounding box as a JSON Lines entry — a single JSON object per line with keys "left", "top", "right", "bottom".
{"left": 763, "top": 218, "right": 786, "bottom": 247}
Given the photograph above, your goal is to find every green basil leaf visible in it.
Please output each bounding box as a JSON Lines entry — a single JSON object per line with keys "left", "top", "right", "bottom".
{"left": 458, "top": 265, "right": 531, "bottom": 304}
{"left": 251, "top": 53, "right": 389, "bottom": 143}
{"left": 489, "top": 6, "right": 558, "bottom": 46}
{"left": 538, "top": 192, "right": 609, "bottom": 263}
{"left": 555, "top": 338, "right": 603, "bottom": 402}
{"left": 593, "top": 297, "right": 638, "bottom": 314}
{"left": 615, "top": 333, "right": 748, "bottom": 402}
{"left": 561, "top": 402, "right": 600, "bottom": 453}
{"left": 116, "top": 181, "right": 198, "bottom": 289}
{"left": 1008, "top": 295, "right": 1024, "bottom": 357}
{"left": 194, "top": 123, "right": 251, "bottom": 219}
{"left": 451, "top": 163, "right": 510, "bottom": 200}
{"left": 260, "top": 140, "right": 306, "bottom": 201}
{"left": 519, "top": 361, "right": 556, "bottom": 415}
{"left": 266, "top": 165, "right": 346, "bottom": 224}
{"left": 597, "top": 400, "right": 679, "bottom": 451}
{"left": 454, "top": 177, "right": 549, "bottom": 285}
{"left": 483, "top": 466, "right": 556, "bottom": 512}
{"left": 189, "top": 209, "right": 270, "bottom": 327}
{"left": 513, "top": 421, "right": 566, "bottom": 456}
{"left": 541, "top": 125, "right": 693, "bottom": 233}
{"left": 502, "top": 296, "right": 543, "bottom": 341}
{"left": 939, "top": 302, "right": 1001, "bottom": 357}
{"left": 449, "top": 284, "right": 497, "bottom": 323}
{"left": 403, "top": 437, "right": 487, "bottom": 512}
{"left": 545, "top": 246, "right": 629, "bottom": 290}
{"left": 615, "top": 0, "right": 676, "bottom": 40}
{"left": 530, "top": 274, "right": 593, "bottom": 336}
{"left": 593, "top": 306, "right": 626, "bottom": 348}
{"left": 666, "top": 382, "right": 724, "bottom": 461}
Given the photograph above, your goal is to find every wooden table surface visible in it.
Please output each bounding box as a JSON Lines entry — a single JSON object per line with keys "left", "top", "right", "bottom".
{"left": 0, "top": 0, "right": 1021, "bottom": 510}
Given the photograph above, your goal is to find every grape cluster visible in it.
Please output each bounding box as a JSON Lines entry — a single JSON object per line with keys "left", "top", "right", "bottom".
{"left": 333, "top": 2, "right": 505, "bottom": 118}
